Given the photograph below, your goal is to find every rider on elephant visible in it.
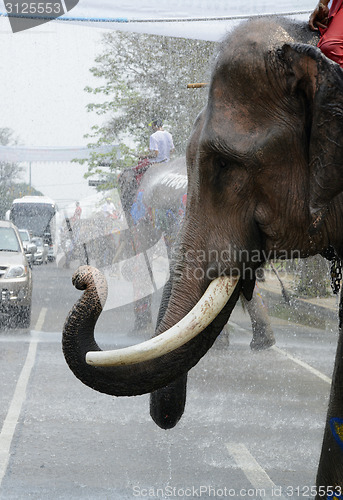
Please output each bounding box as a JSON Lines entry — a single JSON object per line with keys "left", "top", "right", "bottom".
{"left": 132, "top": 119, "right": 175, "bottom": 186}
{"left": 309, "top": 0, "right": 343, "bottom": 66}
{"left": 147, "top": 119, "right": 175, "bottom": 164}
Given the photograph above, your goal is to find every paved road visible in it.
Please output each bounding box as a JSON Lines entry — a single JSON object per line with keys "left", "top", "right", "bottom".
{"left": 0, "top": 263, "right": 338, "bottom": 499}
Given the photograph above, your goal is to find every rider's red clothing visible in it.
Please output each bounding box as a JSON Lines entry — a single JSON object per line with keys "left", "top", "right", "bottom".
{"left": 329, "top": 0, "right": 343, "bottom": 18}
{"left": 132, "top": 158, "right": 151, "bottom": 184}
{"left": 318, "top": 0, "right": 343, "bottom": 67}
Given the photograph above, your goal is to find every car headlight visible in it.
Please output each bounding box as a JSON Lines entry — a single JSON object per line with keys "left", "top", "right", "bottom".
{"left": 5, "top": 265, "right": 27, "bottom": 278}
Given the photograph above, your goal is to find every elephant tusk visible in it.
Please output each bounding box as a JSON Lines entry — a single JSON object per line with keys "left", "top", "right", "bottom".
{"left": 86, "top": 275, "right": 239, "bottom": 367}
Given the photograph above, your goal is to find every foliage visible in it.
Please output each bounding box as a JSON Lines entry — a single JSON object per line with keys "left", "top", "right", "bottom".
{"left": 82, "top": 31, "right": 216, "bottom": 189}
{"left": 79, "top": 143, "right": 137, "bottom": 192}
{"left": 265, "top": 256, "right": 331, "bottom": 299}
{"left": 0, "top": 128, "right": 42, "bottom": 219}
{"left": 293, "top": 255, "right": 330, "bottom": 298}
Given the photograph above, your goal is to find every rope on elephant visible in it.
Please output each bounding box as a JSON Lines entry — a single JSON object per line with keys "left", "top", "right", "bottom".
{"left": 0, "top": 11, "right": 312, "bottom": 24}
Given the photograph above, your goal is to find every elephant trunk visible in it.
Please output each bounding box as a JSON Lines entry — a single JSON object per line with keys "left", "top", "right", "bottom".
{"left": 62, "top": 265, "right": 241, "bottom": 397}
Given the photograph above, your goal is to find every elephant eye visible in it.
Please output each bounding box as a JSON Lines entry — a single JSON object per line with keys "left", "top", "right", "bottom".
{"left": 215, "top": 157, "right": 228, "bottom": 169}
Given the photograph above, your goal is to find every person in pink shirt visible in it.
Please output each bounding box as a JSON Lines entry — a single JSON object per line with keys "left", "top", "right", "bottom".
{"left": 309, "top": 0, "right": 343, "bottom": 66}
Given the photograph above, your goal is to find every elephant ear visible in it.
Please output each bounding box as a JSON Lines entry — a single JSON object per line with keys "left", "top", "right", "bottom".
{"left": 281, "top": 43, "right": 343, "bottom": 215}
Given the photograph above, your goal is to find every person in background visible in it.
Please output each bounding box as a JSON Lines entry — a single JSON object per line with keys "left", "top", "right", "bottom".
{"left": 70, "top": 201, "right": 82, "bottom": 242}
{"left": 72, "top": 201, "right": 82, "bottom": 222}
{"left": 132, "top": 119, "right": 175, "bottom": 185}
{"left": 147, "top": 119, "right": 175, "bottom": 164}
{"left": 309, "top": 0, "right": 343, "bottom": 67}
{"left": 102, "top": 197, "right": 117, "bottom": 218}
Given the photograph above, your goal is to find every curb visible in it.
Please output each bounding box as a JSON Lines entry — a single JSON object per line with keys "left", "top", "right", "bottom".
{"left": 258, "top": 285, "right": 339, "bottom": 325}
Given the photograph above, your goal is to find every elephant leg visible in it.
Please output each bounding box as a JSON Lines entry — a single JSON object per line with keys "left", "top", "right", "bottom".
{"left": 150, "top": 374, "right": 188, "bottom": 429}
{"left": 133, "top": 296, "right": 152, "bottom": 331}
{"left": 243, "top": 289, "right": 275, "bottom": 351}
{"left": 213, "top": 322, "right": 230, "bottom": 349}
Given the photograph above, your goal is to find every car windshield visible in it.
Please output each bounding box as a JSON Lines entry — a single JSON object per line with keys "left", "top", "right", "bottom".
{"left": 10, "top": 204, "right": 55, "bottom": 238}
{"left": 0, "top": 227, "right": 20, "bottom": 252}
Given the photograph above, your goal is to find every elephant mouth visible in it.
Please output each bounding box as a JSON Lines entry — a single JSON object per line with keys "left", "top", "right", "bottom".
{"left": 85, "top": 275, "right": 239, "bottom": 367}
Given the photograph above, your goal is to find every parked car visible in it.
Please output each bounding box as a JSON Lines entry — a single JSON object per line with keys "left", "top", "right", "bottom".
{"left": 18, "top": 229, "right": 36, "bottom": 267}
{"left": 0, "top": 221, "right": 33, "bottom": 328}
{"left": 31, "top": 237, "right": 48, "bottom": 264}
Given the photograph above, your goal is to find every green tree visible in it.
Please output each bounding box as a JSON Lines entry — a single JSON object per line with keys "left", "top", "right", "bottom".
{"left": 0, "top": 128, "right": 42, "bottom": 219}
{"left": 293, "top": 255, "right": 330, "bottom": 298}
{"left": 0, "top": 128, "right": 23, "bottom": 219}
{"left": 83, "top": 31, "right": 216, "bottom": 188}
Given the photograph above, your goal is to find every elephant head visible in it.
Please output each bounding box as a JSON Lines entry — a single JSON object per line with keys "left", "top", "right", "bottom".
{"left": 63, "top": 17, "right": 343, "bottom": 489}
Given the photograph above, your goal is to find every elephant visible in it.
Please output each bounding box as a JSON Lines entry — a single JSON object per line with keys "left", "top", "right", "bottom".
{"left": 62, "top": 16, "right": 343, "bottom": 495}
{"left": 117, "top": 157, "right": 275, "bottom": 347}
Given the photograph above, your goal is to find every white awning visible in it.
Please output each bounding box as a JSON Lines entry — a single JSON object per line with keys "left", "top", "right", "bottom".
{"left": 0, "top": 1, "right": 314, "bottom": 41}
{"left": 65, "top": 1, "right": 313, "bottom": 41}
{"left": 0, "top": 145, "right": 119, "bottom": 163}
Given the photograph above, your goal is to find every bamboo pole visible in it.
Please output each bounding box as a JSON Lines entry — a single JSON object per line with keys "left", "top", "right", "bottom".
{"left": 187, "top": 83, "right": 208, "bottom": 89}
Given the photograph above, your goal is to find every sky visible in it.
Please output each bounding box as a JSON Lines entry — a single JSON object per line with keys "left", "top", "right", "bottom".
{"left": 0, "top": 1, "right": 316, "bottom": 209}
{"left": 0, "top": 16, "right": 108, "bottom": 208}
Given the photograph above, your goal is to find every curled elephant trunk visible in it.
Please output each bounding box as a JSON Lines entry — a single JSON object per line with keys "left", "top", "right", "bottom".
{"left": 62, "top": 265, "right": 241, "bottom": 397}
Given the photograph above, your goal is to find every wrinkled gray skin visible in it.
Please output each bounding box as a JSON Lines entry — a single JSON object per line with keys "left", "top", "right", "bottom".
{"left": 118, "top": 158, "right": 274, "bottom": 347}
{"left": 63, "top": 17, "right": 343, "bottom": 494}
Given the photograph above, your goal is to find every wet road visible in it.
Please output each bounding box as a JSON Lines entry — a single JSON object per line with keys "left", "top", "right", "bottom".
{"left": 0, "top": 262, "right": 338, "bottom": 499}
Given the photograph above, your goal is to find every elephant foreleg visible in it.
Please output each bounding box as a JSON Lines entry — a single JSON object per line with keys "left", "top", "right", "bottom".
{"left": 243, "top": 289, "right": 275, "bottom": 350}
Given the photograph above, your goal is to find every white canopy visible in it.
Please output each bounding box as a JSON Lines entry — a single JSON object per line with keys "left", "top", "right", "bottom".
{"left": 0, "top": 145, "right": 119, "bottom": 163}
{"left": 1, "top": 1, "right": 315, "bottom": 41}
{"left": 67, "top": 1, "right": 313, "bottom": 41}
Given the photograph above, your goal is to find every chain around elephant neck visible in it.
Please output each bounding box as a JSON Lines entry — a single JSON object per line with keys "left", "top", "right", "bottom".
{"left": 330, "top": 256, "right": 342, "bottom": 295}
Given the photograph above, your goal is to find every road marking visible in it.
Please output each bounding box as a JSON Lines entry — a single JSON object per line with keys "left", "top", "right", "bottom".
{"left": 226, "top": 443, "right": 286, "bottom": 500}
{"left": 35, "top": 307, "right": 47, "bottom": 332}
{"left": 271, "top": 345, "right": 332, "bottom": 385}
{"left": 0, "top": 309, "right": 46, "bottom": 488}
{"left": 229, "top": 321, "right": 332, "bottom": 385}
